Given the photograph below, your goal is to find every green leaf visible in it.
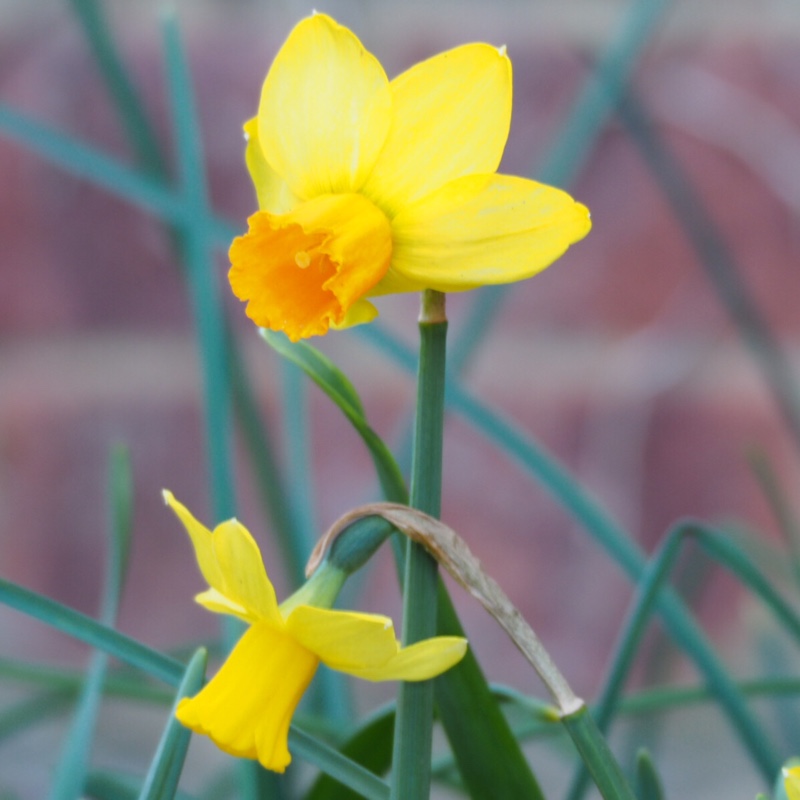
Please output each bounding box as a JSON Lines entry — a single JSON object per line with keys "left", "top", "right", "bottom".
{"left": 138, "top": 648, "right": 207, "bottom": 800}
{"left": 47, "top": 447, "right": 135, "bottom": 799}
{"left": 305, "top": 705, "right": 394, "bottom": 800}
{"left": 435, "top": 587, "right": 546, "bottom": 800}
{"left": 261, "top": 331, "right": 408, "bottom": 504}
{"left": 288, "top": 726, "right": 389, "bottom": 800}
{"left": 561, "top": 707, "right": 636, "bottom": 800}
{"left": 634, "top": 749, "right": 665, "bottom": 800}
{"left": 0, "top": 579, "right": 183, "bottom": 686}
{"left": 566, "top": 519, "right": 785, "bottom": 800}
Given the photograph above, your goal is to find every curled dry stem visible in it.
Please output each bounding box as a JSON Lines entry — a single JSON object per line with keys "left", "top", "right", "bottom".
{"left": 308, "top": 501, "right": 584, "bottom": 717}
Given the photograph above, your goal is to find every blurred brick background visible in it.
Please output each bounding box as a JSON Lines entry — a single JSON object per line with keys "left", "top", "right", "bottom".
{"left": 3, "top": 0, "right": 800, "bottom": 796}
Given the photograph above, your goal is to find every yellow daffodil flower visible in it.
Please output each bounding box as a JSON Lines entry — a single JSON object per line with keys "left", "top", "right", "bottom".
{"left": 785, "top": 765, "right": 800, "bottom": 800}
{"left": 229, "top": 13, "right": 591, "bottom": 341}
{"left": 163, "top": 490, "right": 467, "bottom": 773}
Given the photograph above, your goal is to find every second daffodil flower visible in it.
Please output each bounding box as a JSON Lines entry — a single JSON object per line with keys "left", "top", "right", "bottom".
{"left": 163, "top": 491, "right": 467, "bottom": 773}
{"left": 785, "top": 765, "right": 800, "bottom": 800}
{"left": 229, "top": 13, "right": 591, "bottom": 341}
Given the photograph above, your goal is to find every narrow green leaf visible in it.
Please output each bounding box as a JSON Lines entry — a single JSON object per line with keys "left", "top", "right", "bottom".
{"left": 262, "top": 331, "right": 365, "bottom": 416}
{"left": 435, "top": 587, "right": 546, "bottom": 800}
{"left": 278, "top": 358, "right": 319, "bottom": 571}
{"left": 561, "top": 706, "right": 637, "bottom": 800}
{"left": 0, "top": 658, "right": 174, "bottom": 706}
{"left": 634, "top": 749, "right": 666, "bottom": 800}
{"left": 162, "top": 10, "right": 235, "bottom": 526}
{"left": 306, "top": 706, "right": 394, "bottom": 800}
{"left": 138, "top": 648, "right": 207, "bottom": 800}
{"left": 261, "top": 330, "right": 408, "bottom": 504}
{"left": 48, "top": 447, "right": 135, "bottom": 799}
{"left": 567, "top": 519, "right": 784, "bottom": 800}
{"left": 748, "top": 449, "right": 800, "bottom": 585}
{"left": 107, "top": 445, "right": 134, "bottom": 603}
{"left": 0, "top": 103, "right": 186, "bottom": 224}
{"left": 229, "top": 338, "right": 303, "bottom": 580}
{"left": 68, "top": 0, "right": 166, "bottom": 180}
{"left": 288, "top": 727, "right": 389, "bottom": 800}
{"left": 85, "top": 770, "right": 195, "bottom": 800}
{"left": 84, "top": 772, "right": 139, "bottom": 800}
{"left": 0, "top": 579, "right": 183, "bottom": 686}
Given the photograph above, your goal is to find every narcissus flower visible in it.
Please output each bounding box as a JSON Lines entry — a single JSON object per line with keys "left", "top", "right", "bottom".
{"left": 785, "top": 765, "right": 800, "bottom": 800}
{"left": 229, "top": 13, "right": 591, "bottom": 340}
{"left": 163, "top": 490, "right": 467, "bottom": 773}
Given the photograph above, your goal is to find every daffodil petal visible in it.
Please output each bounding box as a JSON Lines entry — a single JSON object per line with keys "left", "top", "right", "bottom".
{"left": 163, "top": 491, "right": 280, "bottom": 623}
{"left": 163, "top": 491, "right": 225, "bottom": 593}
{"left": 286, "top": 605, "right": 399, "bottom": 669}
{"left": 194, "top": 587, "right": 256, "bottom": 624}
{"left": 785, "top": 766, "right": 800, "bottom": 800}
{"left": 212, "top": 519, "right": 281, "bottom": 623}
{"left": 229, "top": 194, "right": 392, "bottom": 341}
{"left": 243, "top": 117, "right": 298, "bottom": 214}
{"left": 345, "top": 636, "right": 468, "bottom": 682}
{"left": 258, "top": 14, "right": 391, "bottom": 199}
{"left": 176, "top": 621, "right": 318, "bottom": 773}
{"left": 389, "top": 174, "right": 591, "bottom": 292}
{"left": 363, "top": 43, "right": 512, "bottom": 216}
{"left": 330, "top": 297, "right": 379, "bottom": 330}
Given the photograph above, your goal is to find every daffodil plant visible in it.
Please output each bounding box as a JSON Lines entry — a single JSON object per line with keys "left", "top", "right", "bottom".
{"left": 175, "top": 11, "right": 591, "bottom": 796}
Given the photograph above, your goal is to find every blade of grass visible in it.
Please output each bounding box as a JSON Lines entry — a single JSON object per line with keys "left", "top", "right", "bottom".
{"left": 566, "top": 519, "right": 787, "bottom": 800}
{"left": 634, "top": 749, "right": 666, "bottom": 800}
{"left": 0, "top": 579, "right": 183, "bottom": 687}
{"left": 48, "top": 446, "right": 133, "bottom": 799}
{"left": 0, "top": 658, "right": 173, "bottom": 706}
{"left": 748, "top": 449, "right": 800, "bottom": 585}
{"left": 561, "top": 707, "right": 637, "bottom": 800}
{"left": 306, "top": 705, "right": 395, "bottom": 800}
{"left": 278, "top": 357, "right": 319, "bottom": 569}
{"left": 138, "top": 648, "right": 207, "bottom": 800}
{"left": 161, "top": 11, "right": 234, "bottom": 524}
{"left": 68, "top": 0, "right": 166, "bottom": 180}
{"left": 0, "top": 104, "right": 195, "bottom": 227}
{"left": 85, "top": 771, "right": 195, "bottom": 800}
{"left": 288, "top": 727, "right": 390, "bottom": 800}
{"left": 262, "top": 331, "right": 408, "bottom": 505}
{"left": 228, "top": 337, "right": 301, "bottom": 570}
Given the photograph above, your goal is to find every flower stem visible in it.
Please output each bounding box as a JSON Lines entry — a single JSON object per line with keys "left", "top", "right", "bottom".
{"left": 390, "top": 290, "right": 447, "bottom": 800}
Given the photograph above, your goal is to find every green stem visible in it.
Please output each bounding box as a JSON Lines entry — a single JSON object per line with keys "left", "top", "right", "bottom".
{"left": 390, "top": 291, "right": 447, "bottom": 800}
